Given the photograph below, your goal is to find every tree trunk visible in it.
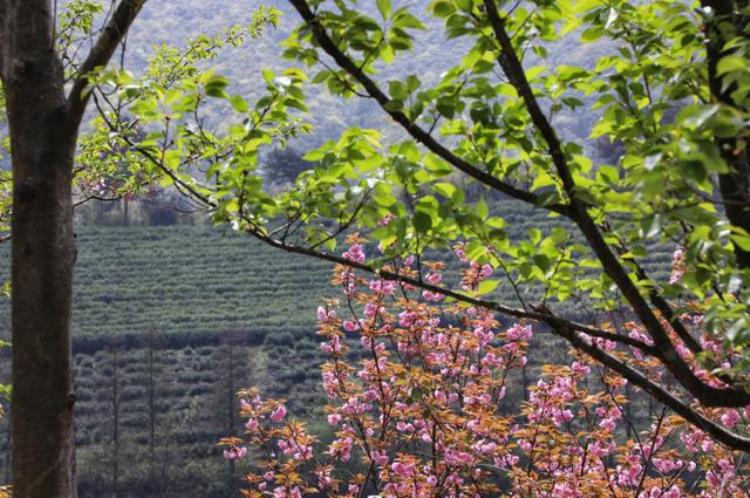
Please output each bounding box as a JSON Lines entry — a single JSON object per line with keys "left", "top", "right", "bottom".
{"left": 703, "top": 1, "right": 750, "bottom": 268}
{"left": 122, "top": 198, "right": 129, "bottom": 227}
{"left": 7, "top": 68, "right": 78, "bottom": 498}
{"left": 2, "top": 2, "right": 78, "bottom": 492}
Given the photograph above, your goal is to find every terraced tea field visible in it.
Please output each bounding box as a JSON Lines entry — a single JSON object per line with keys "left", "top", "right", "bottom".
{"left": 0, "top": 202, "right": 674, "bottom": 496}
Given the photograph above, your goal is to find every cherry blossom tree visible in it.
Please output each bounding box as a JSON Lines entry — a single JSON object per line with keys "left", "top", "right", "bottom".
{"left": 221, "top": 237, "right": 750, "bottom": 497}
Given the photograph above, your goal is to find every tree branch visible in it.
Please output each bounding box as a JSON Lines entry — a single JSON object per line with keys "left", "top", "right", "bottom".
{"left": 481, "top": 0, "right": 750, "bottom": 409}
{"left": 553, "top": 321, "right": 750, "bottom": 453}
{"left": 240, "top": 224, "right": 659, "bottom": 355}
{"left": 240, "top": 225, "right": 750, "bottom": 452}
{"left": 67, "top": 0, "right": 147, "bottom": 124}
{"left": 286, "top": 0, "right": 572, "bottom": 217}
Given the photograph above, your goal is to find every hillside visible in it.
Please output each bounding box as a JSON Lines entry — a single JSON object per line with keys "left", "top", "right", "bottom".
{"left": 95, "top": 0, "right": 610, "bottom": 151}
{"left": 0, "top": 191, "right": 674, "bottom": 497}
{"left": 0, "top": 225, "right": 338, "bottom": 496}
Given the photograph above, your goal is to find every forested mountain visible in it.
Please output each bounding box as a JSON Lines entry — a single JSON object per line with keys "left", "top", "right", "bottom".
{"left": 110, "top": 0, "right": 611, "bottom": 153}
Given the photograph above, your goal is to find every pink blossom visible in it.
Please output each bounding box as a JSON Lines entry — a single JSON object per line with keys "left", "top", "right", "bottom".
{"left": 721, "top": 409, "right": 741, "bottom": 428}
{"left": 372, "top": 450, "right": 389, "bottom": 466}
{"left": 422, "top": 289, "right": 445, "bottom": 302}
{"left": 480, "top": 264, "right": 493, "bottom": 278}
{"left": 662, "top": 486, "right": 682, "bottom": 498}
{"left": 328, "top": 437, "right": 353, "bottom": 461}
{"left": 398, "top": 311, "right": 418, "bottom": 327}
{"left": 391, "top": 461, "right": 415, "bottom": 477}
{"left": 273, "top": 486, "right": 302, "bottom": 498}
{"left": 245, "top": 418, "right": 259, "bottom": 431}
{"left": 320, "top": 335, "right": 343, "bottom": 354}
{"left": 270, "top": 405, "right": 287, "bottom": 422}
{"left": 317, "top": 468, "right": 333, "bottom": 489}
{"left": 669, "top": 247, "right": 685, "bottom": 284}
{"left": 378, "top": 213, "right": 396, "bottom": 226}
{"left": 571, "top": 361, "right": 590, "bottom": 376}
{"left": 343, "top": 244, "right": 366, "bottom": 263}
{"left": 317, "top": 306, "right": 336, "bottom": 322}
{"left": 223, "top": 446, "right": 247, "bottom": 460}
{"left": 506, "top": 323, "right": 533, "bottom": 341}
{"left": 444, "top": 448, "right": 475, "bottom": 466}
{"left": 552, "top": 408, "right": 574, "bottom": 426}
{"left": 369, "top": 278, "right": 396, "bottom": 295}
{"left": 364, "top": 302, "right": 384, "bottom": 318}
{"left": 454, "top": 245, "right": 468, "bottom": 262}
{"left": 426, "top": 272, "right": 443, "bottom": 285}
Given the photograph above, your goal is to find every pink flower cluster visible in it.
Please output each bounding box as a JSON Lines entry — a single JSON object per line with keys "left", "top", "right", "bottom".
{"left": 222, "top": 238, "right": 749, "bottom": 497}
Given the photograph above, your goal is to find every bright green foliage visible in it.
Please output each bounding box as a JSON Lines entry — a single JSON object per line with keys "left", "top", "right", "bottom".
{"left": 271, "top": 0, "right": 750, "bottom": 380}
{"left": 95, "top": 0, "right": 750, "bottom": 391}
{"left": 74, "top": 6, "right": 284, "bottom": 206}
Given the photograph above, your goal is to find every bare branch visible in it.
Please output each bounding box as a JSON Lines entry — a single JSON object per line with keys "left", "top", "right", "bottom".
{"left": 73, "top": 194, "right": 122, "bottom": 208}
{"left": 240, "top": 224, "right": 659, "bottom": 355}
{"left": 67, "top": 0, "right": 147, "bottom": 124}
{"left": 553, "top": 320, "right": 750, "bottom": 452}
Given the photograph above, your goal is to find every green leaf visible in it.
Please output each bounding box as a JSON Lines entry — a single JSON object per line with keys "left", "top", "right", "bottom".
{"left": 432, "top": 1, "right": 454, "bottom": 17}
{"left": 476, "top": 198, "right": 489, "bottom": 219}
{"left": 376, "top": 0, "right": 392, "bottom": 20}
{"left": 229, "top": 95, "right": 248, "bottom": 113}
{"left": 434, "top": 182, "right": 456, "bottom": 199}
{"left": 204, "top": 74, "right": 230, "bottom": 99}
{"left": 413, "top": 212, "right": 432, "bottom": 233}
{"left": 476, "top": 279, "right": 499, "bottom": 295}
{"left": 581, "top": 26, "right": 604, "bottom": 42}
{"left": 392, "top": 11, "right": 424, "bottom": 29}
{"left": 717, "top": 55, "right": 748, "bottom": 75}
{"left": 731, "top": 233, "right": 750, "bottom": 251}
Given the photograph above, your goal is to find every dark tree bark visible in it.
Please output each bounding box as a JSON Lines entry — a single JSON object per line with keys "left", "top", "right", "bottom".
{"left": 4, "top": 4, "right": 79, "bottom": 494}
{"left": 702, "top": 1, "right": 750, "bottom": 268}
{"left": 0, "top": 1, "right": 146, "bottom": 496}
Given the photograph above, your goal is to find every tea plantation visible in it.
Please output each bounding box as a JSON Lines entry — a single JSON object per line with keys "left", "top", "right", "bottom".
{"left": 0, "top": 201, "right": 674, "bottom": 497}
